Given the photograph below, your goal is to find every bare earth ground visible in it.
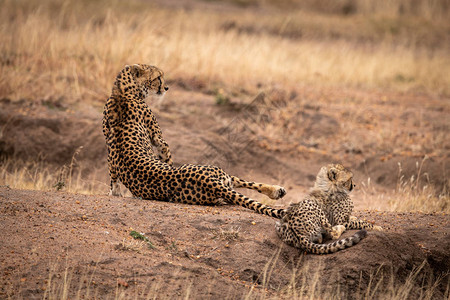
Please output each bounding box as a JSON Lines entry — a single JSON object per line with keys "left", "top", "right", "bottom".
{"left": 0, "top": 84, "right": 449, "bottom": 298}
{"left": 1, "top": 188, "right": 449, "bottom": 299}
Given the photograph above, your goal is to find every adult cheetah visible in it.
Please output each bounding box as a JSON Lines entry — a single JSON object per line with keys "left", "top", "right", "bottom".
{"left": 102, "top": 64, "right": 286, "bottom": 218}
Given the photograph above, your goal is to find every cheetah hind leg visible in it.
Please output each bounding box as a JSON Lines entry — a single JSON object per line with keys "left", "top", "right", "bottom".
{"left": 345, "top": 216, "right": 383, "bottom": 231}
{"left": 311, "top": 226, "right": 340, "bottom": 243}
{"left": 276, "top": 220, "right": 367, "bottom": 254}
{"left": 211, "top": 197, "right": 227, "bottom": 205}
{"left": 231, "top": 176, "right": 286, "bottom": 200}
{"left": 215, "top": 183, "right": 284, "bottom": 218}
{"left": 275, "top": 221, "right": 302, "bottom": 247}
{"left": 173, "top": 184, "right": 227, "bottom": 206}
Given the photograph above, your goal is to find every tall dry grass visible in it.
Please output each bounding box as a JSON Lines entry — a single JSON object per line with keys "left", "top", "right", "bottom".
{"left": 388, "top": 157, "right": 449, "bottom": 213}
{"left": 0, "top": 0, "right": 449, "bottom": 106}
{"left": 0, "top": 159, "right": 107, "bottom": 195}
{"left": 358, "top": 156, "right": 449, "bottom": 213}
{"left": 19, "top": 251, "right": 447, "bottom": 300}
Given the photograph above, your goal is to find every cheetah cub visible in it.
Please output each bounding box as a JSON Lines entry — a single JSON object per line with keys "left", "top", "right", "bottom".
{"left": 276, "top": 164, "right": 383, "bottom": 254}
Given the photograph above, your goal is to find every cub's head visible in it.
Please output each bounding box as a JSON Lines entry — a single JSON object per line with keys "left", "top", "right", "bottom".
{"left": 314, "top": 164, "right": 355, "bottom": 193}
{"left": 114, "top": 64, "right": 169, "bottom": 99}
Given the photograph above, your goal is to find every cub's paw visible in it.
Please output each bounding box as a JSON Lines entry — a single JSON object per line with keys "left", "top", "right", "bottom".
{"left": 331, "top": 225, "right": 346, "bottom": 240}
{"left": 109, "top": 182, "right": 122, "bottom": 197}
{"left": 275, "top": 221, "right": 285, "bottom": 237}
{"left": 372, "top": 225, "right": 383, "bottom": 231}
{"left": 211, "top": 197, "right": 227, "bottom": 205}
{"left": 109, "top": 189, "right": 123, "bottom": 197}
{"left": 270, "top": 186, "right": 287, "bottom": 200}
{"left": 311, "top": 232, "right": 323, "bottom": 244}
{"left": 275, "top": 221, "right": 281, "bottom": 230}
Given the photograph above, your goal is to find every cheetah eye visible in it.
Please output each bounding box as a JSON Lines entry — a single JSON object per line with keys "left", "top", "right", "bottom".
{"left": 347, "top": 180, "right": 354, "bottom": 190}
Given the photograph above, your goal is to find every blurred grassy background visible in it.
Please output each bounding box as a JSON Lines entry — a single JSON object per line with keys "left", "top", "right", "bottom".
{"left": 1, "top": 0, "right": 449, "bottom": 105}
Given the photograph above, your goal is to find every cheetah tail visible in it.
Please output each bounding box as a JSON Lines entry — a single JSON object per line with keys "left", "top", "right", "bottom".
{"left": 218, "top": 186, "right": 285, "bottom": 219}
{"left": 303, "top": 230, "right": 367, "bottom": 254}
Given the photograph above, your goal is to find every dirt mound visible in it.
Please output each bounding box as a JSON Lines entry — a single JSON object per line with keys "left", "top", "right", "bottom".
{"left": 357, "top": 154, "right": 449, "bottom": 192}
{"left": 0, "top": 98, "right": 105, "bottom": 167}
{"left": 1, "top": 187, "right": 448, "bottom": 299}
{"left": 1, "top": 89, "right": 448, "bottom": 197}
{"left": 0, "top": 95, "right": 318, "bottom": 196}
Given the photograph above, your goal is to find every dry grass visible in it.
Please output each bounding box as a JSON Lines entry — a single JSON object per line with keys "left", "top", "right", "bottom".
{"left": 245, "top": 251, "right": 449, "bottom": 300}
{"left": 11, "top": 251, "right": 447, "bottom": 300}
{"left": 236, "top": 90, "right": 449, "bottom": 213}
{"left": 1, "top": 0, "right": 449, "bottom": 106}
{"left": 358, "top": 157, "right": 450, "bottom": 213}
{"left": 388, "top": 158, "right": 449, "bottom": 213}
{"left": 0, "top": 159, "right": 107, "bottom": 195}
{"left": 118, "top": 238, "right": 148, "bottom": 253}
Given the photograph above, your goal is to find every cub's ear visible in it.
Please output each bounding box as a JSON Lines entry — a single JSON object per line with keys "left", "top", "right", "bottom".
{"left": 328, "top": 168, "right": 337, "bottom": 181}
{"left": 130, "top": 64, "right": 143, "bottom": 78}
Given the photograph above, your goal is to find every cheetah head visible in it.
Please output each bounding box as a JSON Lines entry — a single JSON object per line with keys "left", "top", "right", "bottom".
{"left": 114, "top": 64, "right": 169, "bottom": 99}
{"left": 314, "top": 164, "right": 355, "bottom": 194}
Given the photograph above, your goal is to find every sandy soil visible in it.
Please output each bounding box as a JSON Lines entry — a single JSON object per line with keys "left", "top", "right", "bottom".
{"left": 1, "top": 187, "right": 449, "bottom": 299}
{"left": 0, "top": 84, "right": 449, "bottom": 298}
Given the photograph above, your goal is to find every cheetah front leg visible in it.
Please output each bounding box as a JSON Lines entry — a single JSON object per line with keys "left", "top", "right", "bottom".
{"left": 146, "top": 112, "right": 173, "bottom": 165}
{"left": 152, "top": 137, "right": 172, "bottom": 165}
{"left": 275, "top": 221, "right": 301, "bottom": 247}
{"left": 230, "top": 176, "right": 286, "bottom": 199}
{"left": 344, "top": 216, "right": 383, "bottom": 231}
{"left": 104, "top": 125, "right": 123, "bottom": 197}
{"left": 106, "top": 149, "right": 122, "bottom": 197}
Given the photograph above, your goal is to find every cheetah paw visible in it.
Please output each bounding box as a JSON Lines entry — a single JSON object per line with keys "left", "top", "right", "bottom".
{"left": 372, "top": 225, "right": 384, "bottom": 231}
{"left": 311, "top": 233, "right": 323, "bottom": 244}
{"left": 211, "top": 198, "right": 227, "bottom": 205}
{"left": 331, "top": 225, "right": 346, "bottom": 239}
{"left": 275, "top": 221, "right": 281, "bottom": 229}
{"left": 270, "top": 186, "right": 287, "bottom": 200}
{"left": 109, "top": 189, "right": 122, "bottom": 197}
{"left": 109, "top": 182, "right": 122, "bottom": 197}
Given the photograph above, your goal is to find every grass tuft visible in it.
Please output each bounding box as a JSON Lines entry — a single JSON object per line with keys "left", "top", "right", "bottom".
{"left": 388, "top": 157, "right": 449, "bottom": 213}
{"left": 129, "top": 230, "right": 156, "bottom": 249}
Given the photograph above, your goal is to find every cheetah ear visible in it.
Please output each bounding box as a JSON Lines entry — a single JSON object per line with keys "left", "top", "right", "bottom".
{"left": 149, "top": 67, "right": 162, "bottom": 81}
{"left": 328, "top": 168, "right": 337, "bottom": 181}
{"left": 130, "top": 64, "right": 143, "bottom": 78}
